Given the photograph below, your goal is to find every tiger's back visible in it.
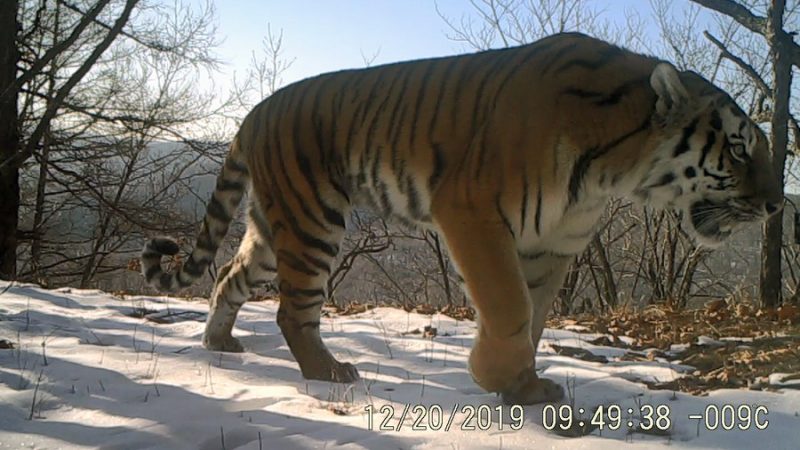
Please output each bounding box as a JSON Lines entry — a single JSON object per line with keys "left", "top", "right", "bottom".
{"left": 244, "top": 32, "right": 660, "bottom": 235}
{"left": 142, "top": 32, "right": 781, "bottom": 404}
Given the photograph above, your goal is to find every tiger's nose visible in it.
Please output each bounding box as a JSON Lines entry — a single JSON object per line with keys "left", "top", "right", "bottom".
{"left": 765, "top": 201, "right": 782, "bottom": 216}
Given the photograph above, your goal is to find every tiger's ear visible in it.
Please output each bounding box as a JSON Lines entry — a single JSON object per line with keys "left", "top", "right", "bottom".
{"left": 650, "top": 63, "right": 690, "bottom": 129}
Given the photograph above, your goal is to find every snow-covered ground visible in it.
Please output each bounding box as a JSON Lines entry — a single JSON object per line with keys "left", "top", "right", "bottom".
{"left": 0, "top": 282, "right": 798, "bottom": 449}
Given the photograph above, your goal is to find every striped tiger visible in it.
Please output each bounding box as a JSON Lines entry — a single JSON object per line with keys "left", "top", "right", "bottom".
{"left": 142, "top": 32, "right": 781, "bottom": 404}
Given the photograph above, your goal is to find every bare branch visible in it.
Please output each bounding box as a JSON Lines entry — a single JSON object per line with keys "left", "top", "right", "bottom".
{"left": 689, "top": 0, "right": 767, "bottom": 34}
{"left": 2, "top": 0, "right": 140, "bottom": 171}
{"left": 1, "top": 0, "right": 113, "bottom": 104}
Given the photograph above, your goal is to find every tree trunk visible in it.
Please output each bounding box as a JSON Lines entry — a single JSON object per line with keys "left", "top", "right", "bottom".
{"left": 0, "top": 1, "right": 19, "bottom": 280}
{"left": 760, "top": 0, "right": 790, "bottom": 309}
{"left": 590, "top": 235, "right": 618, "bottom": 309}
{"left": 429, "top": 232, "right": 453, "bottom": 306}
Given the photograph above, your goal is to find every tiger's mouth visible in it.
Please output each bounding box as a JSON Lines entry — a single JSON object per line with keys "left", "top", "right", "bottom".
{"left": 687, "top": 199, "right": 762, "bottom": 245}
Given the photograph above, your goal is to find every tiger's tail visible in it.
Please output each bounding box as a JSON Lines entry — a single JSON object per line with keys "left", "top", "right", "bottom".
{"left": 141, "top": 135, "right": 249, "bottom": 292}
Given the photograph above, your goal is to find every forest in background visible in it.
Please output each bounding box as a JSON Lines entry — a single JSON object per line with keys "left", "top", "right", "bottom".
{"left": 1, "top": 0, "right": 799, "bottom": 316}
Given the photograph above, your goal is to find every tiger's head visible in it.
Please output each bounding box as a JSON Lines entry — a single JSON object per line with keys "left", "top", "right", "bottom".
{"left": 638, "top": 63, "right": 783, "bottom": 247}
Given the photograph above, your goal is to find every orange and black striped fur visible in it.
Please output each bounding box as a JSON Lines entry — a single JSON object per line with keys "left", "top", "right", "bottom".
{"left": 142, "top": 33, "right": 781, "bottom": 404}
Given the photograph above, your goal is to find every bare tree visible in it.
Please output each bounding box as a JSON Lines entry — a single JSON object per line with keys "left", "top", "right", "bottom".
{"left": 4, "top": 0, "right": 225, "bottom": 289}
{"left": 1, "top": 0, "right": 141, "bottom": 280}
{"left": 231, "top": 24, "right": 295, "bottom": 116}
{"left": 0, "top": 0, "right": 20, "bottom": 279}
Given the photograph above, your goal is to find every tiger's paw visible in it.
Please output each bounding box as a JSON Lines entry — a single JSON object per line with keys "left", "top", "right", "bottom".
{"left": 500, "top": 368, "right": 564, "bottom": 405}
{"left": 202, "top": 334, "right": 244, "bottom": 353}
{"left": 301, "top": 360, "right": 360, "bottom": 383}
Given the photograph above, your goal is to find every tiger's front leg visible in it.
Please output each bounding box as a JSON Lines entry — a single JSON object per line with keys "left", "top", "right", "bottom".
{"left": 434, "top": 209, "right": 544, "bottom": 401}
{"left": 498, "top": 253, "right": 573, "bottom": 405}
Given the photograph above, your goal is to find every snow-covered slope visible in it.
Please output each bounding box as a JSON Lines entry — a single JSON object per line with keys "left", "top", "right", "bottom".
{"left": 0, "top": 282, "right": 798, "bottom": 449}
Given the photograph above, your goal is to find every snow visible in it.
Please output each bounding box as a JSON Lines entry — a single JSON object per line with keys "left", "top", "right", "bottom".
{"left": 1, "top": 282, "right": 798, "bottom": 449}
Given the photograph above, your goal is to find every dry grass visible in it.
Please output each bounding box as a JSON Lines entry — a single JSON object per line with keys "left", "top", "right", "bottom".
{"left": 546, "top": 300, "right": 800, "bottom": 395}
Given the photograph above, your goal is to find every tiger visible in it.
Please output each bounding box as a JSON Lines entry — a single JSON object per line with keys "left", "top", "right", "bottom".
{"left": 141, "top": 32, "right": 782, "bottom": 405}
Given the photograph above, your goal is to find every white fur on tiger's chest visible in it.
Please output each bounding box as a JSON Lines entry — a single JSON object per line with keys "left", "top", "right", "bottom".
{"left": 517, "top": 196, "right": 606, "bottom": 257}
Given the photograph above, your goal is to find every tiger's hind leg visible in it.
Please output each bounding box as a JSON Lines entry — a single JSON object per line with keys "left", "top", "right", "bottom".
{"left": 203, "top": 205, "right": 277, "bottom": 352}
{"left": 251, "top": 174, "right": 357, "bottom": 382}
{"left": 271, "top": 220, "right": 358, "bottom": 382}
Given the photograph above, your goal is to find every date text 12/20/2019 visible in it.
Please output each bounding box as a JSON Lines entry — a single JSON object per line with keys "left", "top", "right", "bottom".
{"left": 364, "top": 404, "right": 525, "bottom": 432}
{"left": 364, "top": 404, "right": 769, "bottom": 432}
{"left": 542, "top": 404, "right": 769, "bottom": 432}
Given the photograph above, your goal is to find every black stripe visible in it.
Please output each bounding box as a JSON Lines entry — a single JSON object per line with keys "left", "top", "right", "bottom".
{"left": 554, "top": 45, "right": 622, "bottom": 73}
{"left": 270, "top": 177, "right": 338, "bottom": 257}
{"left": 224, "top": 156, "right": 248, "bottom": 175}
{"left": 540, "top": 42, "right": 579, "bottom": 74}
{"left": 144, "top": 264, "right": 161, "bottom": 282}
{"left": 207, "top": 195, "right": 231, "bottom": 223}
{"left": 216, "top": 177, "right": 244, "bottom": 192}
{"left": 277, "top": 85, "right": 330, "bottom": 231}
{"left": 495, "top": 193, "right": 514, "bottom": 237}
{"left": 555, "top": 58, "right": 605, "bottom": 73}
{"left": 409, "top": 61, "right": 437, "bottom": 149}
{"left": 183, "top": 256, "right": 205, "bottom": 277}
{"left": 327, "top": 78, "right": 341, "bottom": 163}
{"left": 274, "top": 142, "right": 327, "bottom": 230}
{"left": 310, "top": 75, "right": 333, "bottom": 154}
{"left": 271, "top": 220, "right": 286, "bottom": 236}
{"left": 494, "top": 44, "right": 551, "bottom": 105}
{"left": 428, "top": 143, "right": 445, "bottom": 191}
{"left": 702, "top": 169, "right": 729, "bottom": 181}
{"left": 474, "top": 129, "right": 491, "bottom": 179}
{"left": 342, "top": 73, "right": 377, "bottom": 167}
{"left": 648, "top": 172, "right": 676, "bottom": 188}
{"left": 710, "top": 110, "right": 722, "bottom": 130}
{"left": 250, "top": 208, "right": 273, "bottom": 239}
{"left": 673, "top": 118, "right": 699, "bottom": 156}
{"left": 449, "top": 55, "right": 479, "bottom": 130}
{"left": 520, "top": 174, "right": 529, "bottom": 232}
{"left": 406, "top": 176, "right": 423, "bottom": 219}
{"left": 295, "top": 152, "right": 346, "bottom": 228}
{"left": 428, "top": 57, "right": 460, "bottom": 142}
{"left": 292, "top": 299, "right": 325, "bottom": 310}
{"left": 337, "top": 71, "right": 368, "bottom": 165}
{"left": 301, "top": 251, "right": 331, "bottom": 274}
{"left": 568, "top": 117, "right": 651, "bottom": 205}
{"left": 362, "top": 67, "right": 407, "bottom": 177}
{"left": 195, "top": 220, "right": 217, "bottom": 253}
{"left": 562, "top": 88, "right": 603, "bottom": 99}
{"left": 470, "top": 49, "right": 516, "bottom": 133}
{"left": 526, "top": 270, "right": 552, "bottom": 289}
{"left": 387, "top": 66, "right": 415, "bottom": 161}
{"left": 534, "top": 178, "right": 542, "bottom": 235}
{"left": 258, "top": 261, "right": 277, "bottom": 273}
{"left": 344, "top": 95, "right": 368, "bottom": 157}
{"left": 280, "top": 281, "right": 323, "bottom": 300}
{"left": 562, "top": 77, "right": 645, "bottom": 107}
{"left": 278, "top": 249, "right": 319, "bottom": 276}
{"left": 519, "top": 250, "right": 573, "bottom": 260}
{"left": 595, "top": 78, "right": 644, "bottom": 106}
{"left": 328, "top": 177, "right": 350, "bottom": 203}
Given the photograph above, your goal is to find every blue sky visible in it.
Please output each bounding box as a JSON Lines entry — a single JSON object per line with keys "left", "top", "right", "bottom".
{"left": 206, "top": 0, "right": 674, "bottom": 89}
